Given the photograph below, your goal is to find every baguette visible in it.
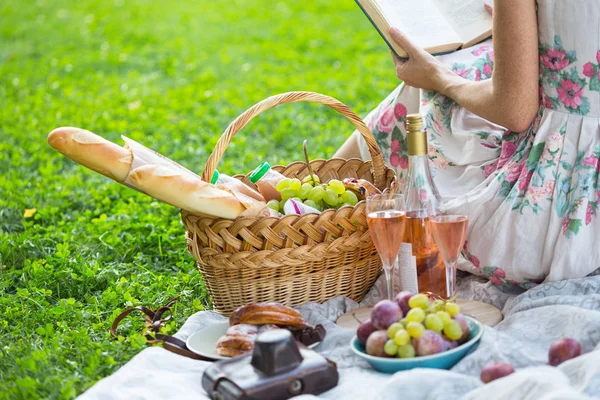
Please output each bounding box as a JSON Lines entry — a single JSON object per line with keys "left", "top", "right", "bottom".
{"left": 47, "top": 127, "right": 133, "bottom": 182}
{"left": 129, "top": 164, "right": 245, "bottom": 219}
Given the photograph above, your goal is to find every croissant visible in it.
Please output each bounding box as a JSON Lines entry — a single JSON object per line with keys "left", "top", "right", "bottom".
{"left": 216, "top": 324, "right": 281, "bottom": 357}
{"left": 216, "top": 324, "right": 259, "bottom": 357}
{"left": 229, "top": 303, "right": 310, "bottom": 330}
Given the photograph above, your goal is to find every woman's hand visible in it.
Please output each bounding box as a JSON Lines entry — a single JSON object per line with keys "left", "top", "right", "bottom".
{"left": 389, "top": 28, "right": 450, "bottom": 93}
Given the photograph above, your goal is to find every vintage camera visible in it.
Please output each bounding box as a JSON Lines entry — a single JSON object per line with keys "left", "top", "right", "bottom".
{"left": 202, "top": 329, "right": 339, "bottom": 400}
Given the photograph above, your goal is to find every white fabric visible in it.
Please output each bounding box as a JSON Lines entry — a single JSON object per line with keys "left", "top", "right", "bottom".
{"left": 79, "top": 274, "right": 600, "bottom": 399}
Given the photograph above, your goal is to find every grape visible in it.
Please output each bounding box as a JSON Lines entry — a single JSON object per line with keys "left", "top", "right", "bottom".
{"left": 304, "top": 200, "right": 318, "bottom": 209}
{"left": 275, "top": 178, "right": 290, "bottom": 192}
{"left": 453, "top": 313, "right": 470, "bottom": 344}
{"left": 480, "top": 361, "right": 515, "bottom": 383}
{"left": 302, "top": 174, "right": 321, "bottom": 186}
{"left": 436, "top": 311, "right": 451, "bottom": 325}
{"left": 384, "top": 340, "right": 398, "bottom": 356}
{"left": 399, "top": 318, "right": 408, "bottom": 326}
{"left": 298, "top": 183, "right": 312, "bottom": 199}
{"left": 406, "top": 308, "right": 425, "bottom": 323}
{"left": 365, "top": 330, "right": 389, "bottom": 357}
{"left": 356, "top": 319, "right": 377, "bottom": 346}
{"left": 548, "top": 337, "right": 582, "bottom": 366}
{"left": 397, "top": 343, "right": 416, "bottom": 358}
{"left": 387, "top": 322, "right": 403, "bottom": 339}
{"left": 280, "top": 188, "right": 297, "bottom": 201}
{"left": 413, "top": 330, "right": 445, "bottom": 356}
{"left": 406, "top": 322, "right": 425, "bottom": 338}
{"left": 424, "top": 314, "right": 444, "bottom": 333}
{"left": 315, "top": 200, "right": 325, "bottom": 211}
{"left": 340, "top": 190, "right": 359, "bottom": 206}
{"left": 394, "top": 329, "right": 410, "bottom": 346}
{"left": 371, "top": 300, "right": 402, "bottom": 330}
{"left": 428, "top": 300, "right": 445, "bottom": 313}
{"left": 266, "top": 200, "right": 280, "bottom": 211}
{"left": 445, "top": 302, "right": 460, "bottom": 316}
{"left": 408, "top": 294, "right": 429, "bottom": 309}
{"left": 307, "top": 186, "right": 325, "bottom": 202}
{"left": 394, "top": 291, "right": 413, "bottom": 316}
{"left": 328, "top": 179, "right": 345, "bottom": 195}
{"left": 323, "top": 189, "right": 338, "bottom": 206}
{"left": 443, "top": 320, "right": 463, "bottom": 341}
{"left": 287, "top": 178, "right": 301, "bottom": 191}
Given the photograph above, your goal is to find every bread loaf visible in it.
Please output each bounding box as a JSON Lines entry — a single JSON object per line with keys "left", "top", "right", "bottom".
{"left": 47, "top": 127, "right": 133, "bottom": 182}
{"left": 129, "top": 164, "right": 245, "bottom": 219}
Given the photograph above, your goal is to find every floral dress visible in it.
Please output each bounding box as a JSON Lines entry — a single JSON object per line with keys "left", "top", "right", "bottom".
{"left": 355, "top": 0, "right": 600, "bottom": 286}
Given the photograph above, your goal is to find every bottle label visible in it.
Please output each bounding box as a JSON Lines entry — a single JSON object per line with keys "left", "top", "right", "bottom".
{"left": 398, "top": 243, "right": 418, "bottom": 293}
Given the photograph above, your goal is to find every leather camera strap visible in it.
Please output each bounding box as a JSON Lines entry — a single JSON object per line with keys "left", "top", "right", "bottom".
{"left": 110, "top": 296, "right": 214, "bottom": 362}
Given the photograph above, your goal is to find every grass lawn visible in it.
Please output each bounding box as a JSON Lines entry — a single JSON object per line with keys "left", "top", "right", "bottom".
{"left": 0, "top": 0, "right": 397, "bottom": 397}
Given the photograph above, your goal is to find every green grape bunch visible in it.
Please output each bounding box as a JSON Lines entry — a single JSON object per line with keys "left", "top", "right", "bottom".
{"left": 274, "top": 178, "right": 360, "bottom": 214}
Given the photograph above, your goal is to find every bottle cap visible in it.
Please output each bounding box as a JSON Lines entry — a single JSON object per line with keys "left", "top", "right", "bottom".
{"left": 406, "top": 113, "right": 427, "bottom": 156}
{"left": 210, "top": 169, "right": 220, "bottom": 185}
{"left": 406, "top": 114, "right": 424, "bottom": 132}
{"left": 249, "top": 161, "right": 271, "bottom": 183}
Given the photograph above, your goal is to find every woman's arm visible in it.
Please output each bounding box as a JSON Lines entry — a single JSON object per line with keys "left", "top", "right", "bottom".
{"left": 392, "top": 0, "right": 539, "bottom": 132}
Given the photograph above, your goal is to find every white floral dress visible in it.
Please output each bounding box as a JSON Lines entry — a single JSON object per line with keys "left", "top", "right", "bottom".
{"left": 355, "top": 0, "right": 600, "bottom": 287}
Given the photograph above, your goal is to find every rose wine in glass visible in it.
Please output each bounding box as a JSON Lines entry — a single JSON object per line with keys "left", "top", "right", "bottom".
{"left": 431, "top": 215, "right": 468, "bottom": 299}
{"left": 366, "top": 194, "right": 406, "bottom": 300}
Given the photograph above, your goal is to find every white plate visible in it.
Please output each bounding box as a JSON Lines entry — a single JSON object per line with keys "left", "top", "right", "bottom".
{"left": 186, "top": 322, "right": 322, "bottom": 361}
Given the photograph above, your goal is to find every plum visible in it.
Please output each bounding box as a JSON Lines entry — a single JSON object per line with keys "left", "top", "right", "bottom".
{"left": 366, "top": 330, "right": 390, "bottom": 357}
{"left": 371, "top": 300, "right": 402, "bottom": 330}
{"left": 357, "top": 319, "right": 377, "bottom": 346}
{"left": 412, "top": 330, "right": 445, "bottom": 356}
{"left": 480, "top": 361, "right": 515, "bottom": 383}
{"left": 442, "top": 337, "right": 458, "bottom": 351}
{"left": 394, "top": 291, "right": 413, "bottom": 316}
{"left": 453, "top": 313, "right": 470, "bottom": 344}
{"left": 548, "top": 337, "right": 582, "bottom": 366}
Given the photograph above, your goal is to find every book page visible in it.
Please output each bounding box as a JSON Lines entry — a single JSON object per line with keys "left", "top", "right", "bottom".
{"left": 375, "top": 0, "right": 462, "bottom": 51}
{"left": 432, "top": 0, "right": 492, "bottom": 46}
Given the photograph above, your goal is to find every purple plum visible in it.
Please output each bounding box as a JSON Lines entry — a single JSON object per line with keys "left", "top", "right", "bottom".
{"left": 453, "top": 313, "right": 470, "bottom": 344}
{"left": 480, "top": 361, "right": 515, "bottom": 383}
{"left": 357, "top": 319, "right": 377, "bottom": 346}
{"left": 371, "top": 300, "right": 402, "bottom": 330}
{"left": 366, "top": 330, "right": 390, "bottom": 357}
{"left": 548, "top": 337, "right": 582, "bottom": 366}
{"left": 413, "top": 330, "right": 445, "bottom": 356}
{"left": 394, "top": 291, "right": 413, "bottom": 316}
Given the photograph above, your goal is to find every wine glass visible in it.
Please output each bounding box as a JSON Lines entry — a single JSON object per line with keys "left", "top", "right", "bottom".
{"left": 430, "top": 196, "right": 469, "bottom": 299}
{"left": 366, "top": 194, "right": 406, "bottom": 300}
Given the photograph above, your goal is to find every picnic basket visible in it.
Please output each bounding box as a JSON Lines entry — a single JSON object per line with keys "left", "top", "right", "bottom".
{"left": 181, "top": 91, "right": 397, "bottom": 315}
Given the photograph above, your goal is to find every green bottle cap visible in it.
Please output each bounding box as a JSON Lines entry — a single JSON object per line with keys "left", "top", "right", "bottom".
{"left": 210, "top": 169, "right": 220, "bottom": 185}
{"left": 249, "top": 161, "right": 271, "bottom": 183}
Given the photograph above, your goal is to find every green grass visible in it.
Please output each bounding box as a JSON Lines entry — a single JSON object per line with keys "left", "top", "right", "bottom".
{"left": 0, "top": 0, "right": 396, "bottom": 397}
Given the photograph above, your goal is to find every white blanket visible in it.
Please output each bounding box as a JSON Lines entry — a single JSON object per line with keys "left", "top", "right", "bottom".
{"left": 79, "top": 273, "right": 600, "bottom": 399}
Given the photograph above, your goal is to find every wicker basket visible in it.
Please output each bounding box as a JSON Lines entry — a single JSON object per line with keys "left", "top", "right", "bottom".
{"left": 182, "top": 91, "right": 396, "bottom": 315}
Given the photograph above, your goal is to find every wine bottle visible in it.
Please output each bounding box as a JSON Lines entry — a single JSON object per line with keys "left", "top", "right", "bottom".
{"left": 397, "top": 114, "right": 446, "bottom": 296}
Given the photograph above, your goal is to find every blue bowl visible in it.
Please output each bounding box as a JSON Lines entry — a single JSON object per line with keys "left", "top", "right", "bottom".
{"left": 351, "top": 316, "right": 483, "bottom": 373}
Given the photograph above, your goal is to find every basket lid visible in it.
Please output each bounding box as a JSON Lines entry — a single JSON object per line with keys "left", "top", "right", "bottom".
{"left": 249, "top": 161, "right": 271, "bottom": 183}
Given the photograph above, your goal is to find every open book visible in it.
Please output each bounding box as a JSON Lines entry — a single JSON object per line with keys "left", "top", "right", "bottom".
{"left": 355, "top": 0, "right": 492, "bottom": 58}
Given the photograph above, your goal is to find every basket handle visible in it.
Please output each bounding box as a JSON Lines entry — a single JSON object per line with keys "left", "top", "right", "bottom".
{"left": 201, "top": 91, "right": 387, "bottom": 188}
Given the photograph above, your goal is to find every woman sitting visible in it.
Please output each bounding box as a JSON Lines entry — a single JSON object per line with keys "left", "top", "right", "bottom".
{"left": 336, "top": 0, "right": 600, "bottom": 286}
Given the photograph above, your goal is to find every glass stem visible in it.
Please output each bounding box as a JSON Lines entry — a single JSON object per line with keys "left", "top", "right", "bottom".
{"left": 445, "top": 259, "right": 457, "bottom": 299}
{"left": 383, "top": 264, "right": 394, "bottom": 300}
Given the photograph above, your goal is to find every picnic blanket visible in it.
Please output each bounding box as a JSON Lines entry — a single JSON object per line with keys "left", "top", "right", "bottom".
{"left": 79, "top": 272, "right": 600, "bottom": 400}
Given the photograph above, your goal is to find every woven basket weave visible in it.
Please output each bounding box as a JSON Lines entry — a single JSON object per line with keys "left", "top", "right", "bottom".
{"left": 182, "top": 91, "right": 396, "bottom": 315}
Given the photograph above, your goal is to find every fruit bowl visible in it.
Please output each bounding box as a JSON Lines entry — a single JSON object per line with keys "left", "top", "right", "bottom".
{"left": 351, "top": 316, "right": 483, "bottom": 373}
